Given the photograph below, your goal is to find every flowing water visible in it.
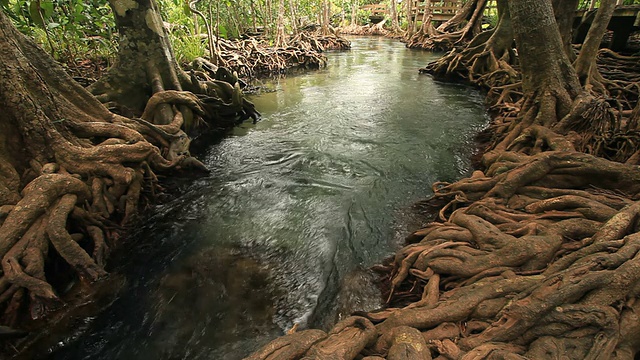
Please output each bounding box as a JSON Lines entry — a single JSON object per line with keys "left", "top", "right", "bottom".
{"left": 46, "top": 37, "right": 487, "bottom": 360}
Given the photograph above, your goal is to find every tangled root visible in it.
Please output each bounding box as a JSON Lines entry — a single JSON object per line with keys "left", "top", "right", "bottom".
{"left": 247, "top": 149, "right": 640, "bottom": 359}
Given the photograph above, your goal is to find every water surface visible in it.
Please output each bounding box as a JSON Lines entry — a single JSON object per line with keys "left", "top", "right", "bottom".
{"left": 48, "top": 37, "right": 487, "bottom": 360}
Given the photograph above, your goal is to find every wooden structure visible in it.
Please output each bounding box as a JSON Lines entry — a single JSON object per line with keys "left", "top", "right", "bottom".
{"left": 361, "top": 3, "right": 388, "bottom": 23}
{"left": 574, "top": 5, "right": 640, "bottom": 51}
{"left": 409, "top": 0, "right": 461, "bottom": 23}
{"left": 361, "top": 1, "right": 462, "bottom": 24}
{"left": 360, "top": 0, "right": 638, "bottom": 51}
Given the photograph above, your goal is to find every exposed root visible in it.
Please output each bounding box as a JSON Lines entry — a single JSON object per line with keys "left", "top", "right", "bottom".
{"left": 244, "top": 329, "right": 327, "bottom": 360}
{"left": 406, "top": 0, "right": 488, "bottom": 51}
{"left": 184, "top": 28, "right": 350, "bottom": 80}
{"left": 338, "top": 19, "right": 389, "bottom": 36}
{"left": 0, "top": 7, "right": 259, "bottom": 337}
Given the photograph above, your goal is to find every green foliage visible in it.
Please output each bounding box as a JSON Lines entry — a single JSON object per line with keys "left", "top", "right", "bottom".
{"left": 357, "top": 9, "right": 370, "bottom": 24}
{"left": 2, "top": 0, "right": 117, "bottom": 63}
{"left": 482, "top": 13, "right": 497, "bottom": 30}
{"left": 578, "top": 0, "right": 640, "bottom": 8}
{"left": 172, "top": 34, "right": 206, "bottom": 64}
{"left": 158, "top": 0, "right": 205, "bottom": 63}
{"left": 1, "top": 0, "right": 360, "bottom": 66}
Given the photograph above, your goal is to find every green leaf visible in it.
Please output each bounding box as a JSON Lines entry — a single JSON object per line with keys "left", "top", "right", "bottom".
{"left": 74, "top": 2, "right": 85, "bottom": 14}
{"left": 182, "top": 1, "right": 191, "bottom": 16}
{"left": 46, "top": 21, "right": 59, "bottom": 29}
{"left": 40, "top": 0, "right": 53, "bottom": 18}
{"left": 218, "top": 24, "right": 227, "bottom": 38}
{"left": 1, "top": 0, "right": 9, "bottom": 9}
{"left": 29, "top": 1, "right": 45, "bottom": 28}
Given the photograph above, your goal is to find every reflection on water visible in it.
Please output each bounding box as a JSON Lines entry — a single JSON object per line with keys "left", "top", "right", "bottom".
{"left": 47, "top": 37, "right": 487, "bottom": 360}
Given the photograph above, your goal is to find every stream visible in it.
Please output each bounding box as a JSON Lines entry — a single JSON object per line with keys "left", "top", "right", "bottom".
{"left": 46, "top": 37, "right": 487, "bottom": 360}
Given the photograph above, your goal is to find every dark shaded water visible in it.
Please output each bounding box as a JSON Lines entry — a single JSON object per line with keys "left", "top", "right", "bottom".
{"left": 46, "top": 37, "right": 487, "bottom": 360}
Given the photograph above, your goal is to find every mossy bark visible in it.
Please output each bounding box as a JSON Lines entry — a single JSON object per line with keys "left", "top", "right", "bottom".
{"left": 0, "top": 3, "right": 252, "bottom": 339}
{"left": 89, "top": 0, "right": 192, "bottom": 119}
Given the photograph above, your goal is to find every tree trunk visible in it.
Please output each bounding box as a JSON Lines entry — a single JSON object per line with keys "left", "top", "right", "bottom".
{"left": 321, "top": 0, "right": 331, "bottom": 35}
{"left": 351, "top": 0, "right": 358, "bottom": 26}
{"left": 422, "top": 0, "right": 516, "bottom": 89}
{"left": 0, "top": 1, "right": 255, "bottom": 333}
{"left": 251, "top": 0, "right": 257, "bottom": 32}
{"left": 389, "top": 0, "right": 401, "bottom": 33}
{"left": 419, "top": 0, "right": 434, "bottom": 35}
{"left": 508, "top": 0, "right": 582, "bottom": 128}
{"left": 574, "top": 0, "right": 617, "bottom": 93}
{"left": 409, "top": 0, "right": 487, "bottom": 51}
{"left": 275, "top": 0, "right": 287, "bottom": 47}
{"left": 552, "top": 0, "right": 580, "bottom": 61}
{"left": 88, "top": 0, "right": 190, "bottom": 119}
{"left": 405, "top": 0, "right": 414, "bottom": 37}
{"left": 0, "top": 8, "right": 148, "bottom": 326}
{"left": 405, "top": 0, "right": 436, "bottom": 47}
{"left": 288, "top": 0, "right": 299, "bottom": 35}
{"left": 437, "top": 0, "right": 486, "bottom": 34}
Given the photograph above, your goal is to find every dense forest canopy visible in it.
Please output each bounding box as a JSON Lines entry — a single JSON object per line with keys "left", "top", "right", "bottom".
{"left": 2, "top": 0, "right": 639, "bottom": 64}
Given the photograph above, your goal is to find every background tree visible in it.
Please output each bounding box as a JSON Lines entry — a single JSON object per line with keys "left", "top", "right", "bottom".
{"left": 275, "top": 0, "right": 287, "bottom": 46}
{"left": 407, "top": 0, "right": 488, "bottom": 50}
{"left": 404, "top": 0, "right": 414, "bottom": 37}
{"left": 388, "top": 0, "right": 401, "bottom": 33}
{"left": 421, "top": 0, "right": 516, "bottom": 90}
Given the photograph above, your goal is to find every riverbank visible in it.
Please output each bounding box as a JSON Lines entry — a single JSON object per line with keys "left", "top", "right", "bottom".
{"left": 12, "top": 38, "right": 488, "bottom": 360}
{"left": 0, "top": 25, "right": 352, "bottom": 359}
{"left": 246, "top": 24, "right": 640, "bottom": 360}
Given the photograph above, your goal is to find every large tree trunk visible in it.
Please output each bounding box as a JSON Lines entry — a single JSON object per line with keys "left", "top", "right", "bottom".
{"left": 89, "top": 0, "right": 189, "bottom": 119}
{"left": 505, "top": 0, "right": 582, "bottom": 136}
{"left": 90, "top": 0, "right": 256, "bottom": 124}
{"left": 0, "top": 8, "right": 133, "bottom": 326}
{"left": 0, "top": 1, "right": 254, "bottom": 335}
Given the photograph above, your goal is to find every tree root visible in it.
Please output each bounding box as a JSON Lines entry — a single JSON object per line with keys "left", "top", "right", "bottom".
{"left": 406, "top": 0, "right": 487, "bottom": 52}
{"left": 0, "top": 7, "right": 261, "bottom": 336}
{"left": 244, "top": 329, "right": 327, "bottom": 360}
{"left": 243, "top": 6, "right": 640, "bottom": 359}
{"left": 245, "top": 148, "right": 640, "bottom": 359}
{"left": 303, "top": 316, "right": 377, "bottom": 359}
{"left": 339, "top": 20, "right": 389, "bottom": 37}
